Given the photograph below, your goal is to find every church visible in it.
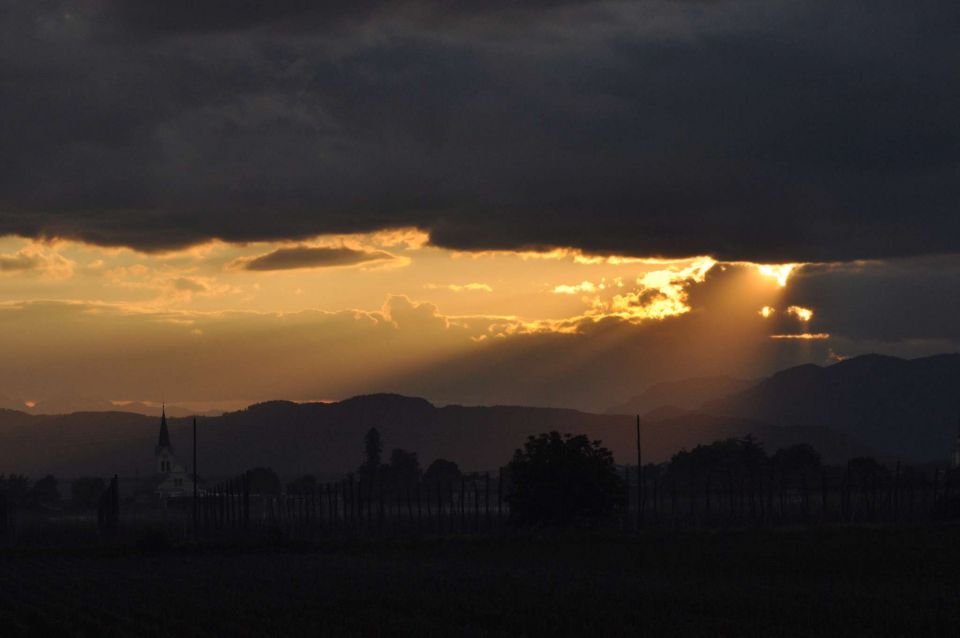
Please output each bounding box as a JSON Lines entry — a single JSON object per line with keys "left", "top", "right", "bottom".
{"left": 149, "top": 407, "right": 195, "bottom": 499}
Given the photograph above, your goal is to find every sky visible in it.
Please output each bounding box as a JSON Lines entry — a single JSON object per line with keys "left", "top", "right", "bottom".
{"left": 0, "top": 1, "right": 957, "bottom": 413}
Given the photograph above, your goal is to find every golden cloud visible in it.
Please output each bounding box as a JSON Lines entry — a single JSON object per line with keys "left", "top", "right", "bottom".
{"left": 787, "top": 305, "right": 814, "bottom": 322}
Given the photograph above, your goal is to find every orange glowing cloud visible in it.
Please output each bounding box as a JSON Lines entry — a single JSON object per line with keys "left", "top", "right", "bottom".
{"left": 756, "top": 263, "right": 798, "bottom": 287}
{"left": 787, "top": 305, "right": 814, "bottom": 322}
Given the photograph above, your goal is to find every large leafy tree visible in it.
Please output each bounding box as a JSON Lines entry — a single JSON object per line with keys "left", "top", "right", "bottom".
{"left": 387, "top": 448, "right": 420, "bottom": 490}
{"left": 505, "top": 432, "right": 624, "bottom": 527}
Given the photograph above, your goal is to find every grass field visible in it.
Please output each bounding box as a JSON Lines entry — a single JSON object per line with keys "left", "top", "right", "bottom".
{"left": 1, "top": 526, "right": 958, "bottom": 636}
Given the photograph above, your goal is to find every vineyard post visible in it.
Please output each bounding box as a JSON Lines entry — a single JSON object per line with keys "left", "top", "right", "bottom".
{"left": 636, "top": 415, "right": 643, "bottom": 528}
{"left": 893, "top": 461, "right": 901, "bottom": 521}
{"left": 934, "top": 468, "right": 941, "bottom": 519}
{"left": 462, "top": 477, "right": 466, "bottom": 530}
{"left": 449, "top": 482, "right": 455, "bottom": 532}
{"left": 417, "top": 481, "right": 423, "bottom": 532}
{"left": 473, "top": 478, "right": 480, "bottom": 532}
{"left": 378, "top": 474, "right": 385, "bottom": 532}
{"left": 820, "top": 471, "right": 828, "bottom": 523}
{"left": 424, "top": 480, "right": 432, "bottom": 521}
{"left": 437, "top": 481, "right": 443, "bottom": 534}
{"left": 243, "top": 473, "right": 250, "bottom": 529}
{"left": 406, "top": 484, "right": 414, "bottom": 529}
{"left": 623, "top": 465, "right": 630, "bottom": 532}
{"left": 192, "top": 416, "right": 198, "bottom": 534}
{"left": 484, "top": 472, "right": 491, "bottom": 530}
{"left": 671, "top": 477, "right": 677, "bottom": 527}
{"left": 801, "top": 472, "right": 809, "bottom": 523}
{"left": 497, "top": 467, "right": 503, "bottom": 522}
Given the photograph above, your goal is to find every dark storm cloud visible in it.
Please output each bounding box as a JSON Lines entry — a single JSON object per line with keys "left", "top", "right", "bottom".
{"left": 100, "top": 1, "right": 595, "bottom": 35}
{"left": 242, "top": 246, "right": 393, "bottom": 271}
{"left": 783, "top": 257, "right": 960, "bottom": 343}
{"left": 0, "top": 1, "right": 957, "bottom": 261}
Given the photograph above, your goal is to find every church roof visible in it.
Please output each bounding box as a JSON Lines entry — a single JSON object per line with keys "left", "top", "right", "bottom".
{"left": 157, "top": 406, "right": 172, "bottom": 449}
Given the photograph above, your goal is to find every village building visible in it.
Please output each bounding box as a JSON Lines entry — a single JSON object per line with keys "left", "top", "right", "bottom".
{"left": 146, "top": 407, "right": 195, "bottom": 499}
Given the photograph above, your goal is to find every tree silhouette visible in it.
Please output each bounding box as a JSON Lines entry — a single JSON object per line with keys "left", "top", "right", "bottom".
{"left": 505, "top": 431, "right": 624, "bottom": 527}
{"left": 31, "top": 475, "right": 59, "bottom": 505}
{"left": 388, "top": 448, "right": 420, "bottom": 490}
{"left": 286, "top": 474, "right": 317, "bottom": 496}
{"left": 245, "top": 467, "right": 281, "bottom": 495}
{"left": 0, "top": 474, "right": 30, "bottom": 507}
{"left": 424, "top": 459, "right": 461, "bottom": 485}
{"left": 772, "top": 444, "right": 821, "bottom": 478}
{"left": 71, "top": 476, "right": 105, "bottom": 508}
{"left": 359, "top": 427, "right": 383, "bottom": 482}
{"left": 847, "top": 457, "right": 887, "bottom": 484}
{"left": 424, "top": 459, "right": 461, "bottom": 503}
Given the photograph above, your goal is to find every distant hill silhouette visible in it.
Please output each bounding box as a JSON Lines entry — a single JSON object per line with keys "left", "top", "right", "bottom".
{"left": 703, "top": 353, "right": 960, "bottom": 461}
{"left": 606, "top": 376, "right": 753, "bottom": 416}
{"left": 1, "top": 353, "right": 954, "bottom": 478}
{"left": 0, "top": 393, "right": 861, "bottom": 479}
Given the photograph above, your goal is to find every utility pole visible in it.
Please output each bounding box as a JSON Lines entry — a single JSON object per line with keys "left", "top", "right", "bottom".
{"left": 193, "top": 416, "right": 198, "bottom": 532}
{"left": 636, "top": 415, "right": 643, "bottom": 528}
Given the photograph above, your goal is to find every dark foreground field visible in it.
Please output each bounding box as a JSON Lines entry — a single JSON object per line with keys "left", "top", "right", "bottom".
{"left": 1, "top": 526, "right": 959, "bottom": 637}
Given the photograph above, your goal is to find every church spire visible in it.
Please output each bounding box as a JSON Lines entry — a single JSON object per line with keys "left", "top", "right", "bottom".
{"left": 157, "top": 404, "right": 171, "bottom": 450}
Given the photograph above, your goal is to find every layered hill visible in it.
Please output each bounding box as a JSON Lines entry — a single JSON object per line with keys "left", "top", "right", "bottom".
{"left": 0, "top": 394, "right": 851, "bottom": 479}
{"left": 1, "top": 353, "right": 956, "bottom": 479}
{"left": 703, "top": 354, "right": 960, "bottom": 461}
{"left": 606, "top": 375, "right": 752, "bottom": 416}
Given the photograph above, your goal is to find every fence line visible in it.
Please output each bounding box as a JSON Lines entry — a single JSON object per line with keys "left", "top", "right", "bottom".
{"left": 3, "top": 464, "right": 960, "bottom": 544}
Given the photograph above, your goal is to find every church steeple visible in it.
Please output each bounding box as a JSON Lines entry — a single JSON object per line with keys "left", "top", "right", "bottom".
{"left": 156, "top": 405, "right": 174, "bottom": 474}
{"left": 157, "top": 404, "right": 172, "bottom": 451}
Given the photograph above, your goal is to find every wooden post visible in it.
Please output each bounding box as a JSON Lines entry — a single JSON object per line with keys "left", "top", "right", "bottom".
{"left": 623, "top": 465, "right": 630, "bottom": 531}
{"left": 652, "top": 476, "right": 659, "bottom": 524}
{"left": 328, "top": 483, "right": 332, "bottom": 529}
{"left": 820, "top": 471, "right": 828, "bottom": 523}
{"left": 636, "top": 415, "right": 643, "bottom": 528}
{"left": 801, "top": 472, "right": 809, "bottom": 523}
{"left": 449, "top": 481, "right": 456, "bottom": 532}
{"left": 192, "top": 417, "right": 198, "bottom": 533}
{"left": 485, "top": 472, "right": 491, "bottom": 529}
{"left": 379, "top": 474, "right": 385, "bottom": 531}
{"left": 425, "top": 481, "right": 432, "bottom": 520}
{"left": 473, "top": 478, "right": 480, "bottom": 532}
{"left": 893, "top": 461, "right": 901, "bottom": 522}
{"left": 705, "top": 471, "right": 712, "bottom": 520}
{"left": 728, "top": 468, "right": 736, "bottom": 520}
{"left": 417, "top": 481, "right": 423, "bottom": 531}
{"left": 242, "top": 473, "right": 250, "bottom": 529}
{"left": 671, "top": 477, "right": 678, "bottom": 526}
{"left": 459, "top": 477, "right": 465, "bottom": 532}
{"left": 498, "top": 467, "right": 503, "bottom": 522}
{"left": 406, "top": 484, "right": 414, "bottom": 528}
{"left": 437, "top": 481, "right": 443, "bottom": 534}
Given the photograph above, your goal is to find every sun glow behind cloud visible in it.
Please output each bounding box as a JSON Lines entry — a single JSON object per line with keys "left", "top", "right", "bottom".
{"left": 755, "top": 263, "right": 798, "bottom": 287}
{"left": 0, "top": 229, "right": 829, "bottom": 410}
